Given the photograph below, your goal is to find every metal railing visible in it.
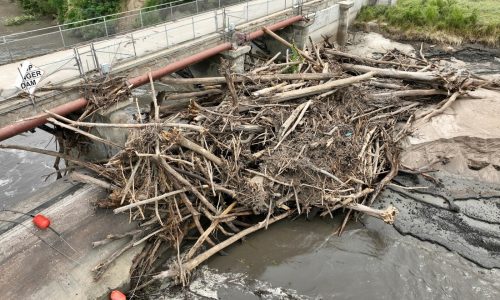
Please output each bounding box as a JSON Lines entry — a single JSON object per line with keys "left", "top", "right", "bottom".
{"left": 0, "top": 0, "right": 304, "bottom": 102}
{"left": 0, "top": 0, "right": 266, "bottom": 65}
{"left": 81, "top": 0, "right": 303, "bottom": 74}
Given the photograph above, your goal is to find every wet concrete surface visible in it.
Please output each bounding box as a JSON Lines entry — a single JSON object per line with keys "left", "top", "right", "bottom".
{"left": 0, "top": 182, "right": 142, "bottom": 300}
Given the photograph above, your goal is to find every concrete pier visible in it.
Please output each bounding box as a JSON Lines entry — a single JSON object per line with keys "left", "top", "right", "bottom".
{"left": 337, "top": 1, "right": 354, "bottom": 48}
{"left": 221, "top": 45, "right": 252, "bottom": 74}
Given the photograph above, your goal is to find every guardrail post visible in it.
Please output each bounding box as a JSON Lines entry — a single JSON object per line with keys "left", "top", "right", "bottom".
{"left": 131, "top": 34, "right": 137, "bottom": 58}
{"left": 246, "top": 0, "right": 249, "bottom": 22}
{"left": 139, "top": 9, "right": 144, "bottom": 27}
{"left": 3, "top": 36, "right": 14, "bottom": 62}
{"left": 165, "top": 25, "right": 169, "bottom": 47}
{"left": 130, "top": 34, "right": 137, "bottom": 58}
{"left": 196, "top": 0, "right": 199, "bottom": 13}
{"left": 103, "top": 16, "right": 109, "bottom": 37}
{"left": 219, "top": 0, "right": 221, "bottom": 8}
{"left": 58, "top": 25, "right": 66, "bottom": 47}
{"left": 73, "top": 48, "right": 84, "bottom": 77}
{"left": 191, "top": 16, "right": 196, "bottom": 39}
{"left": 222, "top": 9, "right": 226, "bottom": 31}
{"left": 214, "top": 10, "right": 218, "bottom": 31}
{"left": 170, "top": 3, "right": 174, "bottom": 20}
{"left": 90, "top": 42, "right": 100, "bottom": 71}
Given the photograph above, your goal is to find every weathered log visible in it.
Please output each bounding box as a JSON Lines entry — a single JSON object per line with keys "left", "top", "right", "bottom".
{"left": 165, "top": 89, "right": 222, "bottom": 101}
{"left": 342, "top": 63, "right": 439, "bottom": 82}
{"left": 262, "top": 27, "right": 317, "bottom": 64}
{"left": 153, "top": 211, "right": 292, "bottom": 280}
{"left": 175, "top": 134, "right": 224, "bottom": 167}
{"left": 347, "top": 203, "right": 398, "bottom": 224}
{"left": 327, "top": 49, "right": 420, "bottom": 68}
{"left": 159, "top": 98, "right": 220, "bottom": 115}
{"left": 45, "top": 110, "right": 205, "bottom": 132}
{"left": 160, "top": 72, "right": 342, "bottom": 85}
{"left": 368, "top": 89, "right": 448, "bottom": 99}
{"left": 266, "top": 72, "right": 375, "bottom": 103}
{"left": 252, "top": 82, "right": 287, "bottom": 97}
{"left": 422, "top": 91, "right": 461, "bottom": 121}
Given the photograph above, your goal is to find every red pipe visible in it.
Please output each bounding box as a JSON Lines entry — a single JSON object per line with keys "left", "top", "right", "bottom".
{"left": 0, "top": 98, "right": 88, "bottom": 141}
{"left": 0, "top": 15, "right": 304, "bottom": 142}
{"left": 127, "top": 42, "right": 233, "bottom": 87}
{"left": 246, "top": 15, "right": 304, "bottom": 41}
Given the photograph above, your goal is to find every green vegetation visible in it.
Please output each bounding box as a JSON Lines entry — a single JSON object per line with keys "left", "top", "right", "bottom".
{"left": 4, "top": 14, "right": 36, "bottom": 26}
{"left": 17, "top": 0, "right": 66, "bottom": 22}
{"left": 65, "top": 0, "right": 122, "bottom": 24}
{"left": 455, "top": 0, "right": 500, "bottom": 25}
{"left": 144, "top": 0, "right": 181, "bottom": 8}
{"left": 17, "top": 0, "right": 121, "bottom": 24}
{"left": 284, "top": 44, "right": 304, "bottom": 74}
{"left": 13, "top": 0, "right": 122, "bottom": 39}
{"left": 357, "top": 0, "right": 500, "bottom": 46}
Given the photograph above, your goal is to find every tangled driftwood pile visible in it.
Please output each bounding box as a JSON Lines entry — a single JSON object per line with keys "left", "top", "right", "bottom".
{"left": 2, "top": 30, "right": 497, "bottom": 293}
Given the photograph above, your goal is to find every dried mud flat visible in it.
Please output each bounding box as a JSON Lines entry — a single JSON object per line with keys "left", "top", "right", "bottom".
{"left": 353, "top": 31, "right": 500, "bottom": 269}
{"left": 377, "top": 173, "right": 500, "bottom": 269}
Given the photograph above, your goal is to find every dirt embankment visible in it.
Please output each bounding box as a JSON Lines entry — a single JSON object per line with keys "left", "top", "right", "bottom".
{"left": 402, "top": 88, "right": 500, "bottom": 184}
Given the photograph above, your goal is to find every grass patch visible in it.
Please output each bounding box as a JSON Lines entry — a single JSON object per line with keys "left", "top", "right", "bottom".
{"left": 357, "top": 0, "right": 500, "bottom": 46}
{"left": 4, "top": 14, "right": 36, "bottom": 26}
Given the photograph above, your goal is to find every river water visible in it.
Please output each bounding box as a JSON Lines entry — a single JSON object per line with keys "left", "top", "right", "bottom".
{"left": 154, "top": 217, "right": 500, "bottom": 299}
{"left": 0, "top": 131, "right": 56, "bottom": 209}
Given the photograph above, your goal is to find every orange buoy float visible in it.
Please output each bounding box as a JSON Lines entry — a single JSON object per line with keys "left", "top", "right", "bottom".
{"left": 110, "top": 290, "right": 127, "bottom": 300}
{"left": 32, "top": 214, "right": 51, "bottom": 230}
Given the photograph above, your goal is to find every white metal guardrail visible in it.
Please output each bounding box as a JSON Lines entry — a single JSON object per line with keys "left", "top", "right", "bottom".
{"left": 81, "top": 0, "right": 303, "bottom": 74}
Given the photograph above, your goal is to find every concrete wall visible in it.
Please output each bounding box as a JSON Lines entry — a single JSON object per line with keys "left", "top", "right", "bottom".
{"left": 308, "top": 0, "right": 373, "bottom": 43}
{"left": 308, "top": 4, "right": 341, "bottom": 42}
{"left": 298, "top": 0, "right": 397, "bottom": 44}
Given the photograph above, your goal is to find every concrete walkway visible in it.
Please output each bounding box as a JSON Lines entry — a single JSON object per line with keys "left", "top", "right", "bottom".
{"left": 0, "top": 177, "right": 143, "bottom": 299}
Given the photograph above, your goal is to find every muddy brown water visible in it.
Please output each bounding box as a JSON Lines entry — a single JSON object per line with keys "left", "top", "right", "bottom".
{"left": 153, "top": 217, "right": 499, "bottom": 299}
